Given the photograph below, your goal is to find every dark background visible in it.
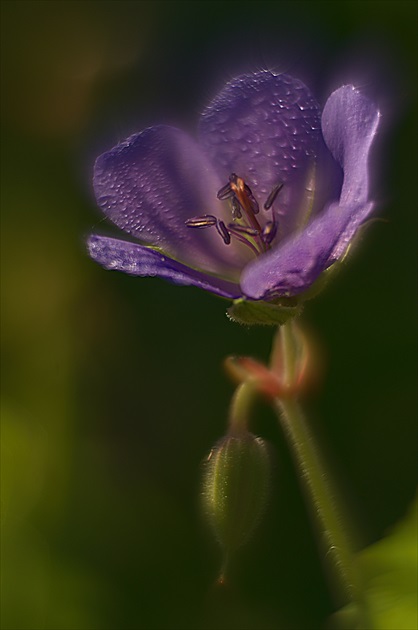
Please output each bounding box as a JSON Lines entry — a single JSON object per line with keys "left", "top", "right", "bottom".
{"left": 1, "top": 1, "right": 417, "bottom": 628}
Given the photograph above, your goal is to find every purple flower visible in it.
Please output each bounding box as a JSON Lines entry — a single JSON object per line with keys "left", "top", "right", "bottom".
{"left": 88, "top": 71, "right": 380, "bottom": 304}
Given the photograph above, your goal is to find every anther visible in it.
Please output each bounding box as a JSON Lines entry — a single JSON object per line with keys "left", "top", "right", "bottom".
{"left": 264, "top": 183, "right": 284, "bottom": 210}
{"left": 244, "top": 182, "right": 253, "bottom": 197}
{"left": 247, "top": 193, "right": 260, "bottom": 215}
{"left": 262, "top": 221, "right": 278, "bottom": 245}
{"left": 231, "top": 197, "right": 242, "bottom": 219}
{"left": 185, "top": 215, "right": 218, "bottom": 228}
{"left": 216, "top": 220, "right": 231, "bottom": 245}
{"left": 217, "top": 182, "right": 234, "bottom": 200}
{"left": 229, "top": 174, "right": 260, "bottom": 215}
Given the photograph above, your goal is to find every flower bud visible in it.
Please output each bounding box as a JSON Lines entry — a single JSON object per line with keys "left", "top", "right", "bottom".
{"left": 202, "top": 432, "right": 271, "bottom": 553}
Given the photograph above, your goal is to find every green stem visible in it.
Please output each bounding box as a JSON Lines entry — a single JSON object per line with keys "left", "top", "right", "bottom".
{"left": 228, "top": 381, "right": 257, "bottom": 435}
{"left": 273, "top": 322, "right": 367, "bottom": 624}
{"left": 275, "top": 397, "right": 357, "bottom": 606}
{"left": 279, "top": 317, "right": 297, "bottom": 386}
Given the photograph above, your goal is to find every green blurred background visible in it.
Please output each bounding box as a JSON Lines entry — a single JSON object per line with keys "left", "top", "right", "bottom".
{"left": 1, "top": 1, "right": 416, "bottom": 628}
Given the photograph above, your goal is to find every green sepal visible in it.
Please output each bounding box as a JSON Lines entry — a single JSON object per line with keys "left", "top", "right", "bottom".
{"left": 227, "top": 297, "right": 302, "bottom": 326}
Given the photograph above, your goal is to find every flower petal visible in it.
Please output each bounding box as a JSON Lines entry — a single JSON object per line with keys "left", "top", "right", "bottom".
{"left": 241, "top": 86, "right": 380, "bottom": 300}
{"left": 321, "top": 85, "right": 380, "bottom": 259}
{"left": 87, "top": 235, "right": 242, "bottom": 299}
{"left": 94, "top": 125, "right": 244, "bottom": 276}
{"left": 199, "top": 71, "right": 322, "bottom": 232}
{"left": 240, "top": 199, "right": 373, "bottom": 299}
{"left": 322, "top": 85, "right": 380, "bottom": 207}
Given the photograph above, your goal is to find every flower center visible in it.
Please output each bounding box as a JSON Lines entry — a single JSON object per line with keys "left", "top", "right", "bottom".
{"left": 185, "top": 173, "right": 283, "bottom": 257}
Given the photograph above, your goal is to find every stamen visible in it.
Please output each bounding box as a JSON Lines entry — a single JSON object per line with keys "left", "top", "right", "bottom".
{"left": 225, "top": 230, "right": 260, "bottom": 256}
{"left": 217, "top": 182, "right": 234, "bottom": 200}
{"left": 231, "top": 197, "right": 242, "bottom": 219}
{"left": 243, "top": 183, "right": 253, "bottom": 196}
{"left": 185, "top": 172, "right": 279, "bottom": 256}
{"left": 243, "top": 183, "right": 259, "bottom": 214}
{"left": 228, "top": 173, "right": 263, "bottom": 235}
{"left": 248, "top": 193, "right": 260, "bottom": 214}
{"left": 262, "top": 221, "right": 278, "bottom": 245}
{"left": 227, "top": 224, "right": 260, "bottom": 237}
{"left": 185, "top": 215, "right": 218, "bottom": 228}
{"left": 230, "top": 176, "right": 260, "bottom": 214}
{"left": 264, "top": 183, "right": 284, "bottom": 210}
{"left": 216, "top": 220, "right": 231, "bottom": 245}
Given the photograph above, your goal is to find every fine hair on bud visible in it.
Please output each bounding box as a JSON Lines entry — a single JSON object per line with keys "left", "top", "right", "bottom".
{"left": 201, "top": 432, "right": 271, "bottom": 554}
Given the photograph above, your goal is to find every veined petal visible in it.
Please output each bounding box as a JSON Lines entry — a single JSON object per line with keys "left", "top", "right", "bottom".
{"left": 240, "top": 199, "right": 373, "bottom": 299}
{"left": 94, "top": 125, "right": 244, "bottom": 275}
{"left": 87, "top": 235, "right": 242, "bottom": 299}
{"left": 321, "top": 86, "right": 380, "bottom": 259}
{"left": 199, "top": 71, "right": 322, "bottom": 233}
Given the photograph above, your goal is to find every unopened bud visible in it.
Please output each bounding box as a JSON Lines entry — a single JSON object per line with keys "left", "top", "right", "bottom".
{"left": 202, "top": 432, "right": 271, "bottom": 553}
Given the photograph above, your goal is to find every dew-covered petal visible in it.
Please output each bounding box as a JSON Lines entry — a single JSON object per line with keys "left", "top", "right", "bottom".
{"left": 199, "top": 71, "right": 322, "bottom": 232}
{"left": 242, "top": 86, "right": 380, "bottom": 299}
{"left": 94, "top": 125, "right": 244, "bottom": 275}
{"left": 240, "top": 199, "right": 373, "bottom": 300}
{"left": 87, "top": 235, "right": 242, "bottom": 299}
{"left": 321, "top": 85, "right": 380, "bottom": 259}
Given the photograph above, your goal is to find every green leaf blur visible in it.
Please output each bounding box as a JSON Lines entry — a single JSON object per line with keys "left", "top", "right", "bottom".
{"left": 357, "top": 496, "right": 418, "bottom": 630}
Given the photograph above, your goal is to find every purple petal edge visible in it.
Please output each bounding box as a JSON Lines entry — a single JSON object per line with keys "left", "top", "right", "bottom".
{"left": 240, "top": 200, "right": 373, "bottom": 300}
{"left": 87, "top": 235, "right": 241, "bottom": 299}
{"left": 322, "top": 85, "right": 380, "bottom": 208}
{"left": 93, "top": 125, "right": 243, "bottom": 274}
{"left": 241, "top": 86, "right": 380, "bottom": 300}
{"left": 321, "top": 85, "right": 380, "bottom": 260}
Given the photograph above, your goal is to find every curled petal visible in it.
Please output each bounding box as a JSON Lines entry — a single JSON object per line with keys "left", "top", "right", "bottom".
{"left": 321, "top": 85, "right": 380, "bottom": 260}
{"left": 87, "top": 235, "right": 242, "bottom": 299}
{"left": 241, "top": 86, "right": 380, "bottom": 299}
{"left": 322, "top": 85, "right": 380, "bottom": 207}
{"left": 240, "top": 200, "right": 373, "bottom": 299}
{"left": 94, "top": 125, "right": 244, "bottom": 275}
{"left": 199, "top": 71, "right": 322, "bottom": 232}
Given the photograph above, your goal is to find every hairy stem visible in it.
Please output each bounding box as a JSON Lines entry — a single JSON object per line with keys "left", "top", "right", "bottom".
{"left": 275, "top": 397, "right": 357, "bottom": 606}
{"left": 227, "top": 381, "right": 257, "bottom": 434}
{"left": 273, "top": 322, "right": 367, "bottom": 623}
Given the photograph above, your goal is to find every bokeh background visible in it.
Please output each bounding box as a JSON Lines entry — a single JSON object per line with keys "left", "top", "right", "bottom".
{"left": 1, "top": 1, "right": 417, "bottom": 629}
